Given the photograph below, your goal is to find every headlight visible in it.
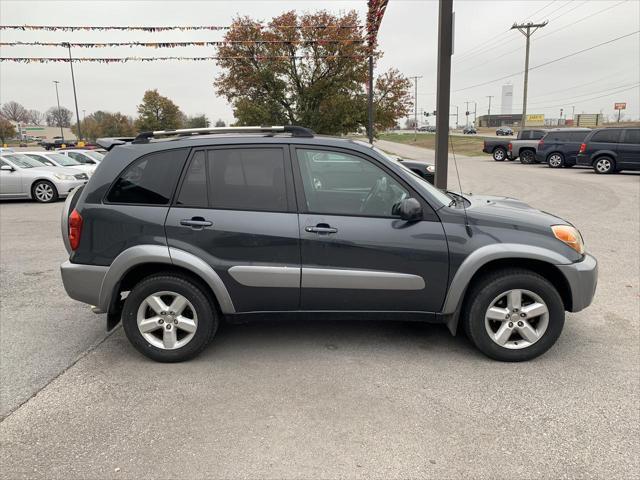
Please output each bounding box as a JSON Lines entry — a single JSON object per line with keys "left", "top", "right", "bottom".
{"left": 54, "top": 173, "right": 75, "bottom": 181}
{"left": 551, "top": 225, "right": 584, "bottom": 254}
{"left": 426, "top": 165, "right": 435, "bottom": 173}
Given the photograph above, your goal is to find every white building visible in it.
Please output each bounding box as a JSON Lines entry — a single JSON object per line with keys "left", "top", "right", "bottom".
{"left": 501, "top": 84, "right": 514, "bottom": 115}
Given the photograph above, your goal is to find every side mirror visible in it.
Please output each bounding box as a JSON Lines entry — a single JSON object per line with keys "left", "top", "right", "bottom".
{"left": 393, "top": 197, "right": 423, "bottom": 222}
{"left": 1, "top": 165, "right": 14, "bottom": 172}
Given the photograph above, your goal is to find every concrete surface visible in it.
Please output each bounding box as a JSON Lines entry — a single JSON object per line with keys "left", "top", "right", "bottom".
{"left": 0, "top": 147, "right": 638, "bottom": 479}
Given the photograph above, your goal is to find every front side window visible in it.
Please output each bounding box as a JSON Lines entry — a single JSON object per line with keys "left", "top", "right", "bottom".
{"left": 296, "top": 149, "right": 409, "bottom": 217}
{"left": 591, "top": 129, "right": 621, "bottom": 143}
{"left": 68, "top": 152, "right": 92, "bottom": 164}
{"left": 44, "top": 153, "right": 80, "bottom": 166}
{"left": 107, "top": 149, "right": 188, "bottom": 205}
{"left": 25, "top": 154, "right": 56, "bottom": 167}
{"left": 4, "top": 154, "right": 43, "bottom": 168}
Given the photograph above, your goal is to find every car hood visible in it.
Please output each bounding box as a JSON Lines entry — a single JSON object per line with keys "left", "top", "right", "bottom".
{"left": 28, "top": 165, "right": 86, "bottom": 176}
{"left": 465, "top": 194, "right": 570, "bottom": 227}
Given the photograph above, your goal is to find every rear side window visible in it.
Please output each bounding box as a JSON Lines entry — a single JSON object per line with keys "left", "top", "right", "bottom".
{"left": 107, "top": 149, "right": 188, "bottom": 205}
{"left": 591, "top": 129, "right": 621, "bottom": 143}
{"left": 622, "top": 129, "right": 640, "bottom": 144}
{"left": 530, "top": 130, "right": 545, "bottom": 140}
{"left": 176, "top": 148, "right": 288, "bottom": 212}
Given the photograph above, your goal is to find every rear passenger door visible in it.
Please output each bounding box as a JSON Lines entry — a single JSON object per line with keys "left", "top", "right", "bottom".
{"left": 618, "top": 129, "right": 640, "bottom": 168}
{"left": 565, "top": 131, "right": 590, "bottom": 164}
{"left": 165, "top": 146, "right": 301, "bottom": 312}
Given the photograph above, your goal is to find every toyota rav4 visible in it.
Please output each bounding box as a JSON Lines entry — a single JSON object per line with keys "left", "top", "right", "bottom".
{"left": 60, "top": 126, "right": 597, "bottom": 362}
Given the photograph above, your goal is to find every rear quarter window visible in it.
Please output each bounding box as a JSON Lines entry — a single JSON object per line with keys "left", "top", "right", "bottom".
{"left": 106, "top": 149, "right": 189, "bottom": 205}
{"left": 621, "top": 129, "right": 640, "bottom": 144}
{"left": 590, "top": 129, "right": 622, "bottom": 143}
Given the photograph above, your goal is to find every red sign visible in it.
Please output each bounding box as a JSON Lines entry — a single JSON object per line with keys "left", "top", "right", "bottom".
{"left": 614, "top": 103, "right": 627, "bottom": 110}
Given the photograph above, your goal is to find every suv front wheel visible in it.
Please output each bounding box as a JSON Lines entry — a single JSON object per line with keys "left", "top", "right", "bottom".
{"left": 463, "top": 269, "right": 565, "bottom": 361}
{"left": 593, "top": 156, "right": 615, "bottom": 174}
{"left": 122, "top": 274, "right": 218, "bottom": 362}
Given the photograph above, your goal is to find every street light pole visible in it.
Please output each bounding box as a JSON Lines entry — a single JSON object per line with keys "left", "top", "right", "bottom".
{"left": 434, "top": 0, "right": 454, "bottom": 190}
{"left": 410, "top": 76, "right": 423, "bottom": 141}
{"left": 53, "top": 80, "right": 64, "bottom": 142}
{"left": 487, "top": 95, "right": 494, "bottom": 127}
{"left": 63, "top": 42, "right": 83, "bottom": 142}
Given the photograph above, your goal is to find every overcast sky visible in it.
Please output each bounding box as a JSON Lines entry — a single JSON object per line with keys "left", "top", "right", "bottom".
{"left": 1, "top": 0, "right": 639, "bottom": 126}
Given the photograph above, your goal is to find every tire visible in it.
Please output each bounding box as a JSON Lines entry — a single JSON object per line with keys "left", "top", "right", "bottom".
{"left": 520, "top": 150, "right": 536, "bottom": 165}
{"left": 547, "top": 152, "right": 564, "bottom": 168}
{"left": 31, "top": 180, "right": 59, "bottom": 203}
{"left": 593, "top": 156, "right": 615, "bottom": 174}
{"left": 121, "top": 274, "right": 218, "bottom": 362}
{"left": 493, "top": 147, "right": 507, "bottom": 161}
{"left": 462, "top": 269, "right": 565, "bottom": 362}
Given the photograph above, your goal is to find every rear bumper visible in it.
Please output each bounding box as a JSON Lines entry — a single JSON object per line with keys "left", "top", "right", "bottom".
{"left": 60, "top": 260, "right": 108, "bottom": 308}
{"left": 556, "top": 254, "right": 598, "bottom": 312}
{"left": 576, "top": 154, "right": 591, "bottom": 166}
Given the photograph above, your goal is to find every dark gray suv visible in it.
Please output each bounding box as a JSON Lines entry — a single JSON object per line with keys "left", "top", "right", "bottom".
{"left": 60, "top": 126, "right": 597, "bottom": 362}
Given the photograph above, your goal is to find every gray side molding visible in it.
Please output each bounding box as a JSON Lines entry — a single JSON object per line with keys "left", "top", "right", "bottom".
{"left": 98, "top": 244, "right": 235, "bottom": 314}
{"left": 442, "top": 243, "right": 572, "bottom": 317}
{"left": 229, "top": 265, "right": 300, "bottom": 288}
{"left": 301, "top": 267, "right": 425, "bottom": 290}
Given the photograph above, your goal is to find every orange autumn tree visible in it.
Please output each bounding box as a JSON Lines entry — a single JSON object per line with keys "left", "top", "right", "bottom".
{"left": 214, "top": 10, "right": 412, "bottom": 135}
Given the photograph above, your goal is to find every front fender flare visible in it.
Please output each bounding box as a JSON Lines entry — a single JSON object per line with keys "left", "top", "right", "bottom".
{"left": 442, "top": 243, "right": 572, "bottom": 333}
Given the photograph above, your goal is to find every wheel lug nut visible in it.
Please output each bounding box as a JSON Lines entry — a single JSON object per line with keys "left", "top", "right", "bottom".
{"left": 161, "top": 311, "right": 166, "bottom": 315}
{"left": 505, "top": 315, "right": 510, "bottom": 320}
{"left": 166, "top": 324, "right": 171, "bottom": 330}
{"left": 508, "top": 322, "right": 514, "bottom": 328}
{"left": 174, "top": 319, "right": 178, "bottom": 325}
{"left": 520, "top": 313, "right": 526, "bottom": 318}
{"left": 513, "top": 308, "right": 518, "bottom": 312}
{"left": 518, "top": 321, "right": 524, "bottom": 327}
{"left": 158, "top": 319, "right": 164, "bottom": 324}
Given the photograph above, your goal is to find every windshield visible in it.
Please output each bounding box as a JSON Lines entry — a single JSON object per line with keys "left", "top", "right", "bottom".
{"left": 2, "top": 154, "right": 46, "bottom": 169}
{"left": 84, "top": 151, "right": 105, "bottom": 162}
{"left": 370, "top": 146, "right": 452, "bottom": 206}
{"left": 45, "top": 153, "right": 81, "bottom": 166}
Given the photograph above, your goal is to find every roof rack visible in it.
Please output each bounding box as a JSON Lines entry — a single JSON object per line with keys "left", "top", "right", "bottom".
{"left": 95, "top": 137, "right": 136, "bottom": 151}
{"left": 132, "top": 125, "right": 315, "bottom": 143}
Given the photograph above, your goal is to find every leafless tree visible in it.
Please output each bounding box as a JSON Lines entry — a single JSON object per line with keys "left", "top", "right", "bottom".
{"left": 1, "top": 101, "right": 29, "bottom": 123}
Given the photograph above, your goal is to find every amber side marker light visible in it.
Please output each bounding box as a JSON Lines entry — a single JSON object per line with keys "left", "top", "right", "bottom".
{"left": 551, "top": 225, "right": 584, "bottom": 255}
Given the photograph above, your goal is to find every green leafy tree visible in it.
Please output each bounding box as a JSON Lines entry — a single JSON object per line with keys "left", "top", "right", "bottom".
{"left": 185, "top": 114, "right": 210, "bottom": 128}
{"left": 74, "top": 111, "right": 136, "bottom": 140}
{"left": 215, "top": 119, "right": 226, "bottom": 127}
{"left": 0, "top": 118, "right": 17, "bottom": 143}
{"left": 214, "top": 11, "right": 412, "bottom": 135}
{"left": 135, "top": 89, "right": 183, "bottom": 131}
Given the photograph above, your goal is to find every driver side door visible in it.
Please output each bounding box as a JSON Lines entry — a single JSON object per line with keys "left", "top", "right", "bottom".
{"left": 291, "top": 146, "right": 449, "bottom": 312}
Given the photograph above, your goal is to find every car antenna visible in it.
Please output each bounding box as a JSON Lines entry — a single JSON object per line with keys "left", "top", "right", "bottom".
{"left": 449, "top": 135, "right": 472, "bottom": 237}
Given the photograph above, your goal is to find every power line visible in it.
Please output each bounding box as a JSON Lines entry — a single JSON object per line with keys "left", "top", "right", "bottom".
{"left": 530, "top": 84, "right": 639, "bottom": 110}
{"left": 525, "top": 0, "right": 558, "bottom": 21}
{"left": 546, "top": 0, "right": 588, "bottom": 22}
{"left": 542, "top": 0, "right": 575, "bottom": 20}
{"left": 526, "top": 81, "right": 640, "bottom": 105}
{"left": 0, "top": 40, "right": 366, "bottom": 47}
{"left": 452, "top": 30, "right": 640, "bottom": 93}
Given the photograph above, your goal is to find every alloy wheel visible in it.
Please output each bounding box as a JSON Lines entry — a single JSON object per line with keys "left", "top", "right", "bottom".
{"left": 484, "top": 289, "right": 549, "bottom": 350}
{"left": 494, "top": 149, "right": 505, "bottom": 160}
{"left": 136, "top": 291, "right": 198, "bottom": 350}
{"left": 34, "top": 183, "right": 54, "bottom": 202}
{"left": 596, "top": 158, "right": 611, "bottom": 173}
{"left": 548, "top": 154, "right": 563, "bottom": 168}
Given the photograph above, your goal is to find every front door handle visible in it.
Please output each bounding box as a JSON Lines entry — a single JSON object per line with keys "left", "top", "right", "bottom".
{"left": 305, "top": 224, "right": 338, "bottom": 234}
{"left": 180, "top": 217, "right": 213, "bottom": 229}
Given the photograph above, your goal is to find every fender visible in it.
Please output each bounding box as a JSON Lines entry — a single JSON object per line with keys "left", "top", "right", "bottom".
{"left": 98, "top": 244, "right": 235, "bottom": 314}
{"left": 442, "top": 243, "right": 572, "bottom": 334}
{"left": 591, "top": 150, "right": 618, "bottom": 163}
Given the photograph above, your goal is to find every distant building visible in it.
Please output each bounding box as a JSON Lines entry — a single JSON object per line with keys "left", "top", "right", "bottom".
{"left": 11, "top": 122, "right": 77, "bottom": 141}
{"left": 477, "top": 113, "right": 545, "bottom": 128}
{"left": 501, "top": 84, "right": 514, "bottom": 115}
{"left": 574, "top": 114, "right": 604, "bottom": 128}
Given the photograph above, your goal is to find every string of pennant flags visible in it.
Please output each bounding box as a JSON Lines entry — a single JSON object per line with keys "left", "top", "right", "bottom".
{"left": 0, "top": 24, "right": 362, "bottom": 32}
{"left": 0, "top": 40, "right": 365, "bottom": 48}
{"left": 0, "top": 55, "right": 367, "bottom": 64}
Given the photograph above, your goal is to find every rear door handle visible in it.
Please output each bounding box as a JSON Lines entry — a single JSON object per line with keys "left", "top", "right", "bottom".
{"left": 180, "top": 217, "right": 213, "bottom": 228}
{"left": 305, "top": 225, "right": 338, "bottom": 234}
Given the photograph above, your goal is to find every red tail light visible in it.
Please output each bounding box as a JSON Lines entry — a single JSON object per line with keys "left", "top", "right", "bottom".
{"left": 538, "top": 139, "right": 544, "bottom": 149}
{"left": 69, "top": 209, "right": 83, "bottom": 251}
{"left": 579, "top": 143, "right": 586, "bottom": 153}
{"left": 508, "top": 142, "right": 513, "bottom": 152}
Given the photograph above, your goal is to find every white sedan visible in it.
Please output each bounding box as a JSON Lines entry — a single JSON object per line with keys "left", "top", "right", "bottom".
{"left": 0, "top": 153, "right": 87, "bottom": 203}
{"left": 22, "top": 151, "right": 96, "bottom": 177}
{"left": 58, "top": 149, "right": 105, "bottom": 166}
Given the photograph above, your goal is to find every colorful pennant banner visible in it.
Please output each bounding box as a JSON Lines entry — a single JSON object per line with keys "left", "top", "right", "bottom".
{"left": 0, "top": 55, "right": 366, "bottom": 63}
{"left": 0, "top": 40, "right": 365, "bottom": 48}
{"left": 0, "top": 24, "right": 362, "bottom": 32}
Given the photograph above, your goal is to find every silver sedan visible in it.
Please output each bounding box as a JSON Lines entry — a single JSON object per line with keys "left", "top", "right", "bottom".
{"left": 0, "top": 153, "right": 87, "bottom": 203}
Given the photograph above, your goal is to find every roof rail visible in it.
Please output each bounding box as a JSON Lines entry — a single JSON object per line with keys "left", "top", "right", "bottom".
{"left": 132, "top": 125, "right": 315, "bottom": 143}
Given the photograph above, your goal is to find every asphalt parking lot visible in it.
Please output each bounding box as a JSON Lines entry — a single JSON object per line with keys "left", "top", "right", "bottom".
{"left": 1, "top": 148, "right": 638, "bottom": 479}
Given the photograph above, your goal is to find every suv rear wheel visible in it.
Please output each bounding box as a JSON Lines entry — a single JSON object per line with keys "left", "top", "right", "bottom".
{"left": 463, "top": 269, "right": 564, "bottom": 361}
{"left": 594, "top": 156, "right": 615, "bottom": 174}
{"left": 547, "top": 153, "right": 564, "bottom": 168}
{"left": 122, "top": 274, "right": 218, "bottom": 362}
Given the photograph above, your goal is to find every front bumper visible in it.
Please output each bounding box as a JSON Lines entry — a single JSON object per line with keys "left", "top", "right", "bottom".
{"left": 53, "top": 179, "right": 86, "bottom": 197}
{"left": 556, "top": 254, "right": 598, "bottom": 312}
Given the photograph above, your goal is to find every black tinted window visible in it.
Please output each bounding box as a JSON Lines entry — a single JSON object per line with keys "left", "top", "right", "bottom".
{"left": 107, "top": 149, "right": 187, "bottom": 205}
{"left": 176, "top": 151, "right": 207, "bottom": 207}
{"left": 591, "top": 129, "right": 621, "bottom": 143}
{"left": 208, "top": 148, "right": 287, "bottom": 212}
{"left": 622, "top": 129, "right": 640, "bottom": 144}
{"left": 531, "top": 130, "right": 546, "bottom": 140}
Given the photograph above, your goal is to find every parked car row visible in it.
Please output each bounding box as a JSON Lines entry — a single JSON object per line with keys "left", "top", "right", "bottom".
{"left": 0, "top": 149, "right": 105, "bottom": 203}
{"left": 483, "top": 127, "right": 640, "bottom": 174}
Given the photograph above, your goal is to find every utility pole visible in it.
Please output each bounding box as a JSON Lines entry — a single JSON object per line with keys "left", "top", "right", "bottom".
{"left": 474, "top": 101, "right": 477, "bottom": 125}
{"left": 465, "top": 101, "right": 471, "bottom": 127}
{"left": 511, "top": 21, "right": 547, "bottom": 128}
{"left": 434, "top": 0, "right": 454, "bottom": 190}
{"left": 368, "top": 56, "right": 374, "bottom": 143}
{"left": 53, "top": 80, "right": 64, "bottom": 142}
{"left": 487, "top": 95, "right": 494, "bottom": 127}
{"left": 410, "top": 76, "right": 423, "bottom": 141}
{"left": 63, "top": 42, "right": 83, "bottom": 142}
